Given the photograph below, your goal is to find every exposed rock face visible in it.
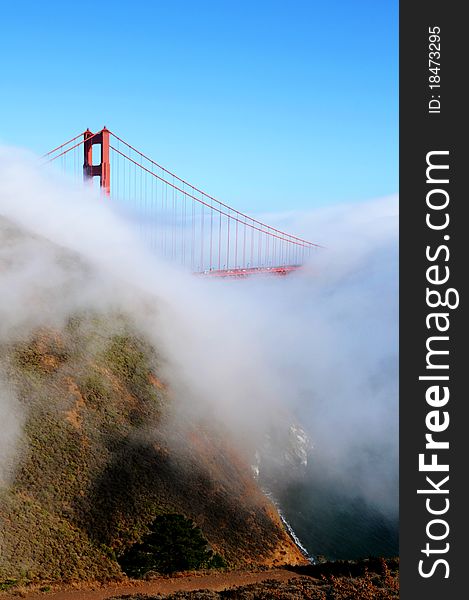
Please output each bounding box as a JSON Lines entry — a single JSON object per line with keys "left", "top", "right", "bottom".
{"left": 250, "top": 415, "right": 313, "bottom": 495}
{"left": 0, "top": 317, "right": 306, "bottom": 583}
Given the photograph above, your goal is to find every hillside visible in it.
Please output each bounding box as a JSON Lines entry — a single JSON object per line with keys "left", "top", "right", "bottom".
{"left": 0, "top": 219, "right": 306, "bottom": 586}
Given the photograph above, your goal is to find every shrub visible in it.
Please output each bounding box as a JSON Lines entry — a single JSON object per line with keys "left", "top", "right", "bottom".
{"left": 103, "top": 334, "right": 159, "bottom": 404}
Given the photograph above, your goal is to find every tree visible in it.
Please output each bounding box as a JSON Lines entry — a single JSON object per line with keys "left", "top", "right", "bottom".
{"left": 118, "top": 514, "right": 226, "bottom": 577}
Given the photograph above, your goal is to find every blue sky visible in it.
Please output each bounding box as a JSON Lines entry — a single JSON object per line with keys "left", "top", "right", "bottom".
{"left": 0, "top": 0, "right": 397, "bottom": 214}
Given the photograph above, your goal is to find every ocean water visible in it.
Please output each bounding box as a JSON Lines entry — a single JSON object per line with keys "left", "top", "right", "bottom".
{"left": 276, "top": 474, "right": 398, "bottom": 561}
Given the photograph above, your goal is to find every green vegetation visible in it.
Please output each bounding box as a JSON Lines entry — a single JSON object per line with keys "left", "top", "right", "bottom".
{"left": 0, "top": 315, "right": 302, "bottom": 585}
{"left": 0, "top": 579, "right": 17, "bottom": 592}
{"left": 103, "top": 333, "right": 160, "bottom": 405}
{"left": 118, "top": 514, "right": 227, "bottom": 577}
{"left": 12, "top": 332, "right": 69, "bottom": 376}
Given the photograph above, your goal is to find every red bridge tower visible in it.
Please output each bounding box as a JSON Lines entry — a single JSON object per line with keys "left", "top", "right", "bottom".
{"left": 83, "top": 127, "right": 110, "bottom": 194}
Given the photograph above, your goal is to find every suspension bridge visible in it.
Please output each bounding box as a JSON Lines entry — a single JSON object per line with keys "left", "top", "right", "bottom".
{"left": 43, "top": 128, "right": 321, "bottom": 276}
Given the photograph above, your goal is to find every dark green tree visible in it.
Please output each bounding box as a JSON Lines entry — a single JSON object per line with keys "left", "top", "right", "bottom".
{"left": 118, "top": 514, "right": 226, "bottom": 577}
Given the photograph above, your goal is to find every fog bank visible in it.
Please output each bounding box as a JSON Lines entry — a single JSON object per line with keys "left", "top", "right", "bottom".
{"left": 0, "top": 149, "right": 398, "bottom": 523}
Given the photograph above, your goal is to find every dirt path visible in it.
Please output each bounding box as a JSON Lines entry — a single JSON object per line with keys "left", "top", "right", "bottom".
{"left": 5, "top": 569, "right": 307, "bottom": 600}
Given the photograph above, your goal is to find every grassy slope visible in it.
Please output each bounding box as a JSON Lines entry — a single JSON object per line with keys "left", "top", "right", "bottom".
{"left": 0, "top": 316, "right": 305, "bottom": 585}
